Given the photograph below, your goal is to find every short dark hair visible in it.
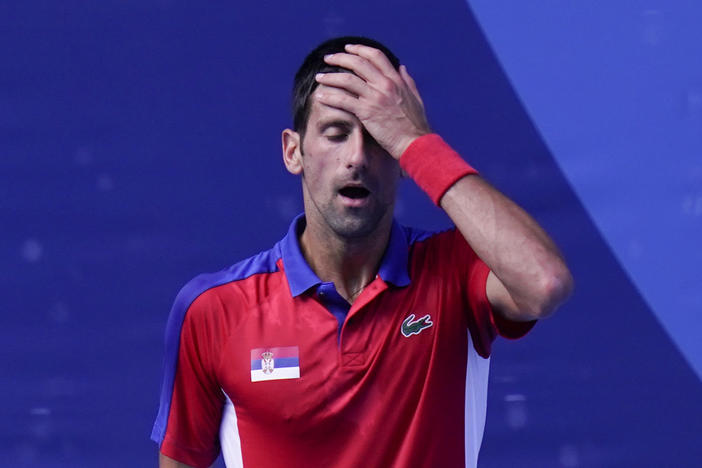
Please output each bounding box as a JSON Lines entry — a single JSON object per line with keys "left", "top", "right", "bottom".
{"left": 291, "top": 36, "right": 401, "bottom": 138}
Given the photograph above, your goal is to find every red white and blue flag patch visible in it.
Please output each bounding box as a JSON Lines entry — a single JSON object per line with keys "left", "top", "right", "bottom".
{"left": 250, "top": 346, "right": 300, "bottom": 382}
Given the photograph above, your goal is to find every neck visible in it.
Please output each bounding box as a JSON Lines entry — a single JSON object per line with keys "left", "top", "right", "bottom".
{"left": 300, "top": 215, "right": 392, "bottom": 304}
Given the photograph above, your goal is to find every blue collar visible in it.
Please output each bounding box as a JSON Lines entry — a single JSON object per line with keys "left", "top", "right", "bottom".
{"left": 280, "top": 213, "right": 411, "bottom": 297}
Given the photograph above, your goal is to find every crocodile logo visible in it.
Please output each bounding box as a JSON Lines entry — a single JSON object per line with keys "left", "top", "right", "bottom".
{"left": 401, "top": 313, "right": 434, "bottom": 338}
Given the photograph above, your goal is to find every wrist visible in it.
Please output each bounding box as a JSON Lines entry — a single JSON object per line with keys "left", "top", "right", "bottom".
{"left": 399, "top": 134, "right": 478, "bottom": 205}
{"left": 391, "top": 132, "right": 429, "bottom": 160}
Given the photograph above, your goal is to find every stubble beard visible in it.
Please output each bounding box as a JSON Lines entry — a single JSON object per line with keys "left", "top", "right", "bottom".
{"left": 305, "top": 188, "right": 391, "bottom": 241}
{"left": 323, "top": 204, "right": 388, "bottom": 240}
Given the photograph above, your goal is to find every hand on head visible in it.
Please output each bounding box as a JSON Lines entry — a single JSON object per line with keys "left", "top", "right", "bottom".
{"left": 313, "top": 44, "right": 432, "bottom": 160}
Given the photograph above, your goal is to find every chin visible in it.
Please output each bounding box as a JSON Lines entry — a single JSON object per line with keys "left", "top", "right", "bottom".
{"left": 327, "top": 210, "right": 386, "bottom": 240}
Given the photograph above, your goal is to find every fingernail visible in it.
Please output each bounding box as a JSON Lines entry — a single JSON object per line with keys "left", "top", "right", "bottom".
{"left": 324, "top": 54, "right": 333, "bottom": 60}
{"left": 315, "top": 73, "right": 324, "bottom": 80}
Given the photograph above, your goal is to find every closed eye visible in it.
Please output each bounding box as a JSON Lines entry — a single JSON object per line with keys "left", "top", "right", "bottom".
{"left": 319, "top": 119, "right": 353, "bottom": 143}
{"left": 326, "top": 133, "right": 348, "bottom": 142}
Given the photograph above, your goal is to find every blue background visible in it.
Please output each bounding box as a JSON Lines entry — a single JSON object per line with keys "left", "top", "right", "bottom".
{"left": 2, "top": 1, "right": 700, "bottom": 467}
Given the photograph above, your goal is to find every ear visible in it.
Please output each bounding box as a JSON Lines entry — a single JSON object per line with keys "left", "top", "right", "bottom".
{"left": 282, "top": 129, "right": 303, "bottom": 175}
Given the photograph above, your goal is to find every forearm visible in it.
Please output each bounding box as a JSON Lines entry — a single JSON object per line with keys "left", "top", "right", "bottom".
{"left": 440, "top": 174, "right": 572, "bottom": 319}
{"left": 400, "top": 134, "right": 572, "bottom": 321}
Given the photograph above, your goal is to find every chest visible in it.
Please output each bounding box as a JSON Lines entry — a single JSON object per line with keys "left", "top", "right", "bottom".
{"left": 214, "top": 273, "right": 468, "bottom": 428}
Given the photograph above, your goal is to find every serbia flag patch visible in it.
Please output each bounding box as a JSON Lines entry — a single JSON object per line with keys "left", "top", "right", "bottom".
{"left": 250, "top": 346, "right": 300, "bottom": 382}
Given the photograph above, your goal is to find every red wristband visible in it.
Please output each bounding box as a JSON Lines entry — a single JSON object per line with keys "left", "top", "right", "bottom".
{"left": 399, "top": 134, "right": 478, "bottom": 205}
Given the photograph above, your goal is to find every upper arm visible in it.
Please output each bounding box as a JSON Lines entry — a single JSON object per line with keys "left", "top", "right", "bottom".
{"left": 154, "top": 292, "right": 226, "bottom": 467}
{"left": 485, "top": 269, "right": 539, "bottom": 340}
{"left": 486, "top": 270, "right": 528, "bottom": 322}
{"left": 159, "top": 451, "right": 203, "bottom": 468}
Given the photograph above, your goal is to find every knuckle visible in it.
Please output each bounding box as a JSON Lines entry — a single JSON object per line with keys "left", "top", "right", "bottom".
{"left": 354, "top": 55, "right": 369, "bottom": 68}
{"left": 379, "top": 79, "right": 395, "bottom": 94}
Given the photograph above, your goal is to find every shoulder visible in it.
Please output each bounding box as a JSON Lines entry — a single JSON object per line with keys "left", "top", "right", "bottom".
{"left": 402, "top": 224, "right": 480, "bottom": 273}
{"left": 169, "top": 243, "right": 284, "bottom": 326}
{"left": 401, "top": 224, "right": 464, "bottom": 250}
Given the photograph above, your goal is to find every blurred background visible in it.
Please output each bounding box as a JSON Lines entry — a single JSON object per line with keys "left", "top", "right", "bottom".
{"left": 2, "top": 1, "right": 701, "bottom": 467}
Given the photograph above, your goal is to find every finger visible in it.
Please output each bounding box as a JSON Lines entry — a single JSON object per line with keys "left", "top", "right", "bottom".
{"left": 315, "top": 72, "right": 370, "bottom": 99}
{"left": 325, "top": 52, "right": 399, "bottom": 101}
{"left": 323, "top": 52, "right": 383, "bottom": 84}
{"left": 314, "top": 86, "right": 359, "bottom": 115}
{"left": 345, "top": 44, "right": 400, "bottom": 82}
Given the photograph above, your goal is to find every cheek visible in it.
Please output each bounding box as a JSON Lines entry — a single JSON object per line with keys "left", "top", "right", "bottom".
{"left": 303, "top": 157, "right": 326, "bottom": 178}
{"left": 301, "top": 158, "right": 333, "bottom": 193}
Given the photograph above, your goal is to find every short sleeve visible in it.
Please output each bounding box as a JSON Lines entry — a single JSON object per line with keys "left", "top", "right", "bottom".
{"left": 153, "top": 290, "right": 226, "bottom": 468}
{"left": 450, "top": 229, "right": 536, "bottom": 357}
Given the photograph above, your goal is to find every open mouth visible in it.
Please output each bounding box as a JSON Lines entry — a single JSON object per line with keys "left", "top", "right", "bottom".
{"left": 339, "top": 186, "right": 370, "bottom": 199}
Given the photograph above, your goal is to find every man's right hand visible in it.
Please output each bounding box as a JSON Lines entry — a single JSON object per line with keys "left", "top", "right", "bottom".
{"left": 314, "top": 43, "right": 432, "bottom": 161}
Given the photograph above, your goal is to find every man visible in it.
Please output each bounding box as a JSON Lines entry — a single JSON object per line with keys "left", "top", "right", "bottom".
{"left": 152, "top": 36, "right": 573, "bottom": 468}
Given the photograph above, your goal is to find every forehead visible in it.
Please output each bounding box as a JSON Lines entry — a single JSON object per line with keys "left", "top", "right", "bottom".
{"left": 306, "top": 86, "right": 361, "bottom": 130}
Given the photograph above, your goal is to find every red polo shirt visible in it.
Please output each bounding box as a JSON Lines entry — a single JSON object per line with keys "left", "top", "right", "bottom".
{"left": 152, "top": 215, "right": 534, "bottom": 468}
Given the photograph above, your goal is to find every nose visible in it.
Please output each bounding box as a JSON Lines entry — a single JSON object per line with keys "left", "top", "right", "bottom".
{"left": 344, "top": 128, "right": 377, "bottom": 170}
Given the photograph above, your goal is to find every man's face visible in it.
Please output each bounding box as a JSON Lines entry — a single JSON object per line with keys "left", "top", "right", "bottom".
{"left": 296, "top": 86, "right": 401, "bottom": 239}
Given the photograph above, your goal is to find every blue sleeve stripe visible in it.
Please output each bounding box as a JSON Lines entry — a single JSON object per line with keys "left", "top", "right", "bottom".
{"left": 151, "top": 245, "right": 281, "bottom": 444}
{"left": 405, "top": 225, "right": 450, "bottom": 245}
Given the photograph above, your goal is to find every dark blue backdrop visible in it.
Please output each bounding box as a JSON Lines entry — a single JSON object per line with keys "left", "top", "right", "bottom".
{"left": 2, "top": 1, "right": 700, "bottom": 467}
